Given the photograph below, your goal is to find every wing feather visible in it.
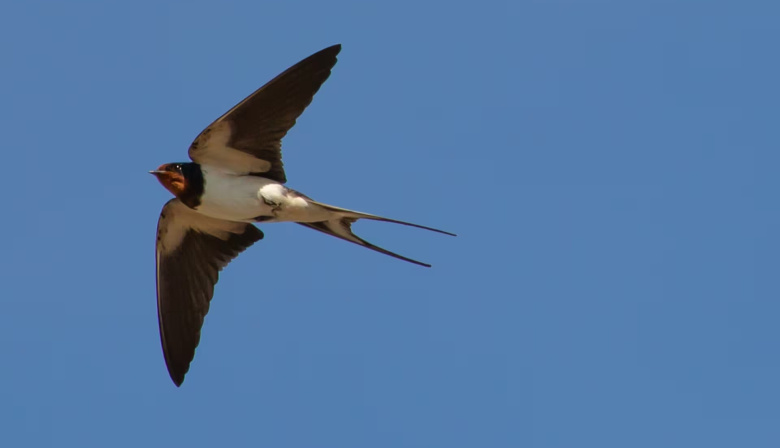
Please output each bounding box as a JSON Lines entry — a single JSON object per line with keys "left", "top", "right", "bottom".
{"left": 155, "top": 199, "right": 263, "bottom": 386}
{"left": 188, "top": 44, "right": 341, "bottom": 182}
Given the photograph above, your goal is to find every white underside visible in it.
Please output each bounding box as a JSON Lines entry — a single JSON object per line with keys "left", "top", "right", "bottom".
{"left": 194, "top": 165, "right": 333, "bottom": 223}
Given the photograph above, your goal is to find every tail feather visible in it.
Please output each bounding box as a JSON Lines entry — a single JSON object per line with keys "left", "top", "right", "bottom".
{"left": 300, "top": 200, "right": 455, "bottom": 267}
{"left": 299, "top": 219, "right": 432, "bottom": 267}
{"left": 308, "top": 200, "right": 457, "bottom": 237}
{"left": 359, "top": 215, "right": 456, "bottom": 237}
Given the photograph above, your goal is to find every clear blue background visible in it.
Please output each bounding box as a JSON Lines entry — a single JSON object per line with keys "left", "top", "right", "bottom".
{"left": 1, "top": 1, "right": 778, "bottom": 447}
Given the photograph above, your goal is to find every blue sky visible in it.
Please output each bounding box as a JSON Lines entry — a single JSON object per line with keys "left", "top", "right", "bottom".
{"left": 1, "top": 1, "right": 778, "bottom": 447}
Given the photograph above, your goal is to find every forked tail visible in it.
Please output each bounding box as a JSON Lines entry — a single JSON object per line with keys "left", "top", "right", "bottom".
{"left": 299, "top": 201, "right": 455, "bottom": 267}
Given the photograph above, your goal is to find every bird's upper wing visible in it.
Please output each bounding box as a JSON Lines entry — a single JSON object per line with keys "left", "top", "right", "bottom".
{"left": 155, "top": 199, "right": 264, "bottom": 386}
{"left": 187, "top": 44, "right": 341, "bottom": 183}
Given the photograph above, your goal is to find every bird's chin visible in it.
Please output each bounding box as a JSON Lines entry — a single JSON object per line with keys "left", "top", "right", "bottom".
{"left": 152, "top": 172, "right": 186, "bottom": 197}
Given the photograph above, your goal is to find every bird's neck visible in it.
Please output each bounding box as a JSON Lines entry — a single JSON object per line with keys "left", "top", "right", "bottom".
{"left": 179, "top": 163, "right": 205, "bottom": 208}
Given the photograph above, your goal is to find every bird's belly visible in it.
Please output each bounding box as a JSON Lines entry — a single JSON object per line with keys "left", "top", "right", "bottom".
{"left": 195, "top": 169, "right": 274, "bottom": 222}
{"left": 193, "top": 167, "right": 332, "bottom": 223}
{"left": 196, "top": 196, "right": 270, "bottom": 222}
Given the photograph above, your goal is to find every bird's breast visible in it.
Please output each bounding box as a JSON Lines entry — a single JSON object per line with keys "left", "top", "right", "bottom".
{"left": 195, "top": 166, "right": 276, "bottom": 222}
{"left": 194, "top": 165, "right": 332, "bottom": 224}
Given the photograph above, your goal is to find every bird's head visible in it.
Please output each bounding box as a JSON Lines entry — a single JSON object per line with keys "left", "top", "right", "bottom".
{"left": 150, "top": 163, "right": 187, "bottom": 197}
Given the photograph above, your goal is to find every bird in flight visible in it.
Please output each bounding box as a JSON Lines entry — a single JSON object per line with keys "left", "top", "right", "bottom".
{"left": 150, "top": 44, "right": 455, "bottom": 386}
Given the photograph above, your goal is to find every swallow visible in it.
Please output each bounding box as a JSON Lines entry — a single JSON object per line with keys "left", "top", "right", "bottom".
{"left": 150, "top": 44, "right": 455, "bottom": 386}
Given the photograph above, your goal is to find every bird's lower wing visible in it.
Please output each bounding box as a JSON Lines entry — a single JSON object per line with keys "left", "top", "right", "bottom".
{"left": 155, "top": 199, "right": 264, "bottom": 386}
